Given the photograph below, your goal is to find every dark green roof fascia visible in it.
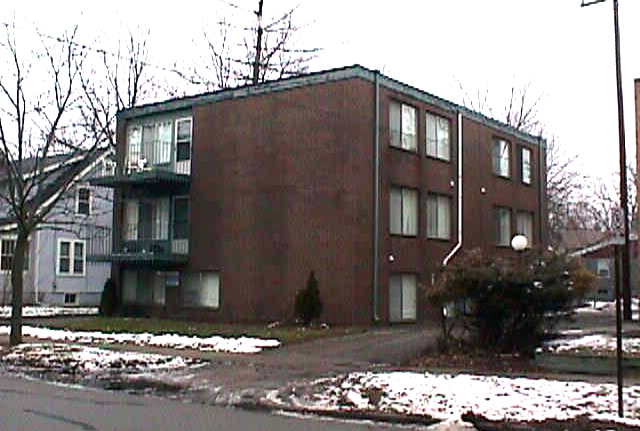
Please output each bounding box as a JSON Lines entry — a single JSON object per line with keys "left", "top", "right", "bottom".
{"left": 118, "top": 65, "right": 545, "bottom": 147}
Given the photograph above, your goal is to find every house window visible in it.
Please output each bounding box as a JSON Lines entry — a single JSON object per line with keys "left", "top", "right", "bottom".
{"left": 390, "top": 186, "right": 418, "bottom": 236}
{"left": 521, "top": 147, "right": 532, "bottom": 185}
{"left": 516, "top": 211, "right": 534, "bottom": 247}
{"left": 495, "top": 207, "right": 511, "bottom": 247}
{"left": 493, "top": 139, "right": 510, "bottom": 178}
{"left": 76, "top": 187, "right": 91, "bottom": 216}
{"left": 64, "top": 293, "right": 77, "bottom": 305}
{"left": 389, "top": 274, "right": 417, "bottom": 322}
{"left": 389, "top": 102, "right": 417, "bottom": 152}
{"left": 427, "top": 194, "right": 451, "bottom": 240}
{"left": 57, "top": 239, "right": 85, "bottom": 276}
{"left": 0, "top": 238, "right": 29, "bottom": 272}
{"left": 173, "top": 197, "right": 190, "bottom": 239}
{"left": 183, "top": 272, "right": 220, "bottom": 308}
{"left": 176, "top": 118, "right": 192, "bottom": 162}
{"left": 426, "top": 112, "right": 450, "bottom": 161}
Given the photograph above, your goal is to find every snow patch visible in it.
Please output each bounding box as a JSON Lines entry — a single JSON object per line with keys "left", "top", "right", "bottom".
{"left": 0, "top": 325, "right": 280, "bottom": 354}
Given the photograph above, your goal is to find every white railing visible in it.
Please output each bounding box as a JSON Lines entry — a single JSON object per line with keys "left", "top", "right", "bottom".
{"left": 172, "top": 239, "right": 189, "bottom": 255}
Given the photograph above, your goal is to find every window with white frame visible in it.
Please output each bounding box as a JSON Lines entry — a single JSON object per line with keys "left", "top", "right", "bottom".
{"left": 57, "top": 239, "right": 85, "bottom": 276}
{"left": 183, "top": 272, "right": 220, "bottom": 308}
{"left": 516, "top": 211, "right": 534, "bottom": 247}
{"left": 493, "top": 139, "right": 511, "bottom": 178}
{"left": 495, "top": 207, "right": 511, "bottom": 247}
{"left": 176, "top": 118, "right": 192, "bottom": 162}
{"left": 389, "top": 273, "right": 417, "bottom": 322}
{"left": 521, "top": 147, "right": 532, "bottom": 185}
{"left": 426, "top": 112, "right": 450, "bottom": 161}
{"left": 389, "top": 102, "right": 417, "bottom": 152}
{"left": 0, "top": 237, "right": 29, "bottom": 271}
{"left": 76, "top": 187, "right": 91, "bottom": 216}
{"left": 427, "top": 194, "right": 451, "bottom": 240}
{"left": 390, "top": 186, "right": 418, "bottom": 236}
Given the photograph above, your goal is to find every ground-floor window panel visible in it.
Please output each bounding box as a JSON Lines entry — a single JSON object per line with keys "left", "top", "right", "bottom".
{"left": 122, "top": 270, "right": 166, "bottom": 306}
{"left": 183, "top": 272, "right": 220, "bottom": 308}
{"left": 389, "top": 273, "right": 417, "bottom": 322}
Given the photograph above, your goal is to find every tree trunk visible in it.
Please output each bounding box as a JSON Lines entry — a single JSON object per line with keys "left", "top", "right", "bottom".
{"left": 9, "top": 228, "right": 29, "bottom": 347}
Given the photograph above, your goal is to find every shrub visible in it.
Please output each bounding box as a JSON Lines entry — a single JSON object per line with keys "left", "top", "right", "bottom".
{"left": 295, "top": 270, "right": 323, "bottom": 325}
{"left": 427, "top": 249, "right": 596, "bottom": 357}
{"left": 99, "top": 278, "right": 117, "bottom": 316}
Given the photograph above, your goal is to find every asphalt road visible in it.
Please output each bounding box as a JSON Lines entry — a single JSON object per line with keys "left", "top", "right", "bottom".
{"left": 0, "top": 373, "right": 402, "bottom": 431}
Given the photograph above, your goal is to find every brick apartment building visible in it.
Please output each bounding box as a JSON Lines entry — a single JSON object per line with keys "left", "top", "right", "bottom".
{"left": 90, "top": 65, "right": 546, "bottom": 325}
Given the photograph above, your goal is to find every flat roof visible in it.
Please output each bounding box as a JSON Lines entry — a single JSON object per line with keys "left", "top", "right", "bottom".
{"left": 119, "top": 64, "right": 544, "bottom": 147}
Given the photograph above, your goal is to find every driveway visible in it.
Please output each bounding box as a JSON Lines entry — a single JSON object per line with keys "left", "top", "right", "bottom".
{"left": 1, "top": 318, "right": 440, "bottom": 405}
{"left": 136, "top": 323, "right": 441, "bottom": 405}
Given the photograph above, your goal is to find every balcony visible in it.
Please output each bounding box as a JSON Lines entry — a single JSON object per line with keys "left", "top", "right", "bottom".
{"left": 89, "top": 238, "right": 189, "bottom": 267}
{"left": 90, "top": 145, "right": 190, "bottom": 191}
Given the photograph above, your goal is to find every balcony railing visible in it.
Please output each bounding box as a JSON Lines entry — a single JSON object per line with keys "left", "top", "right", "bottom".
{"left": 89, "top": 233, "right": 189, "bottom": 266}
{"left": 90, "top": 145, "right": 190, "bottom": 190}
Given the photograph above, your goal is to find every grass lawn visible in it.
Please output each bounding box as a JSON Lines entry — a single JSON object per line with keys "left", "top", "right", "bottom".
{"left": 45, "top": 317, "right": 367, "bottom": 345}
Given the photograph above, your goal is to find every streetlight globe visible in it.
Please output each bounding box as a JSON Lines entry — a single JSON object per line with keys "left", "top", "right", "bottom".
{"left": 511, "top": 235, "right": 528, "bottom": 252}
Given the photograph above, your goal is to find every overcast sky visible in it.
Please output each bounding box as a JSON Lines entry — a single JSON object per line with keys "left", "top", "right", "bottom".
{"left": 3, "top": 0, "right": 640, "bottom": 182}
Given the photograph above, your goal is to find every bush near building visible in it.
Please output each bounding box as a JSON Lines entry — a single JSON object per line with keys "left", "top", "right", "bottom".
{"left": 427, "top": 249, "right": 595, "bottom": 357}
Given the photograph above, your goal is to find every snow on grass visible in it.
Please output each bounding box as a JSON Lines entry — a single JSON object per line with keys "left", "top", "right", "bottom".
{"left": 542, "top": 334, "right": 640, "bottom": 355}
{"left": 575, "top": 298, "right": 639, "bottom": 319}
{"left": 2, "top": 343, "right": 201, "bottom": 372}
{"left": 0, "top": 306, "right": 98, "bottom": 318}
{"left": 0, "top": 325, "right": 280, "bottom": 354}
{"left": 271, "top": 371, "right": 640, "bottom": 426}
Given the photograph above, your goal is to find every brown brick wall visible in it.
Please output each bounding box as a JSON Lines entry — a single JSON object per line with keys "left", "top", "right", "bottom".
{"left": 188, "top": 78, "right": 375, "bottom": 324}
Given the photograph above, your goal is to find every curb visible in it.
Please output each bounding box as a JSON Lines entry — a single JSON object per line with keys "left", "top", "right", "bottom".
{"left": 233, "top": 399, "right": 441, "bottom": 427}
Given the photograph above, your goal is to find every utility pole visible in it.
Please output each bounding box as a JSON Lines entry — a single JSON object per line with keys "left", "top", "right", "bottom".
{"left": 581, "top": 0, "right": 632, "bottom": 322}
{"left": 582, "top": 0, "right": 629, "bottom": 418}
{"left": 252, "top": 0, "right": 264, "bottom": 85}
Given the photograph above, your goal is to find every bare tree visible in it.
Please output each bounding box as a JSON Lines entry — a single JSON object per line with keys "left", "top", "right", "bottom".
{"left": 78, "top": 26, "right": 156, "bottom": 147}
{"left": 178, "top": 3, "right": 321, "bottom": 91}
{"left": 0, "top": 21, "right": 101, "bottom": 346}
{"left": 581, "top": 166, "right": 638, "bottom": 233}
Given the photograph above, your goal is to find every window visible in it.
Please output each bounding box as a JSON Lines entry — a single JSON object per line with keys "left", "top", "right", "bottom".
{"left": 173, "top": 197, "right": 190, "bottom": 239}
{"left": 596, "top": 259, "right": 610, "bottom": 278}
{"left": 427, "top": 194, "right": 451, "bottom": 239}
{"left": 64, "top": 293, "right": 77, "bottom": 305}
{"left": 516, "top": 211, "right": 534, "bottom": 247}
{"left": 127, "top": 126, "right": 142, "bottom": 165}
{"left": 389, "top": 274, "right": 417, "bottom": 322}
{"left": 57, "top": 239, "right": 85, "bottom": 276}
{"left": 390, "top": 187, "right": 418, "bottom": 236}
{"left": 389, "top": 102, "right": 417, "bottom": 152}
{"left": 493, "top": 139, "right": 510, "bottom": 178}
{"left": 176, "top": 118, "right": 192, "bottom": 162}
{"left": 76, "top": 187, "right": 91, "bottom": 216}
{"left": 0, "top": 238, "right": 29, "bottom": 272}
{"left": 495, "top": 207, "right": 511, "bottom": 247}
{"left": 123, "top": 200, "right": 139, "bottom": 241}
{"left": 426, "top": 112, "right": 450, "bottom": 160}
{"left": 183, "top": 272, "right": 220, "bottom": 308}
{"left": 521, "top": 147, "right": 532, "bottom": 185}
